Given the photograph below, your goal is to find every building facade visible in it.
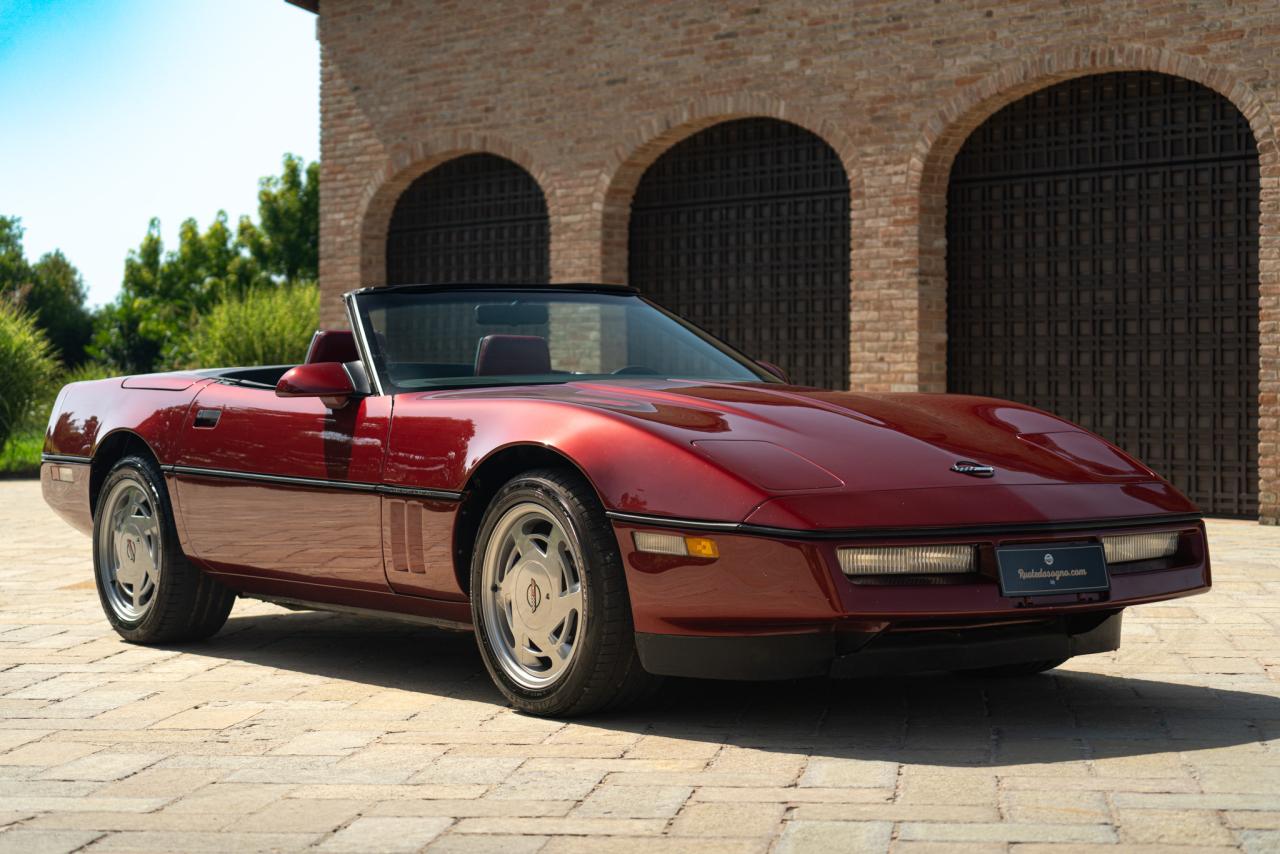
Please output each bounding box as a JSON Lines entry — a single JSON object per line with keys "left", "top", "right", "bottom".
{"left": 293, "top": 0, "right": 1279, "bottom": 522}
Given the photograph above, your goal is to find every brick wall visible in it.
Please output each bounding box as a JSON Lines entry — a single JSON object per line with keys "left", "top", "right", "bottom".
{"left": 309, "top": 1, "right": 1280, "bottom": 522}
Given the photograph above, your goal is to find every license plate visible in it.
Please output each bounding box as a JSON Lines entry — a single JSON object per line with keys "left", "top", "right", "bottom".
{"left": 995, "top": 543, "right": 1110, "bottom": 597}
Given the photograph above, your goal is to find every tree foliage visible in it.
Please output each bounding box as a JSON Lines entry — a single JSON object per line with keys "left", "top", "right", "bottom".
{"left": 0, "top": 218, "right": 27, "bottom": 292}
{"left": 26, "top": 251, "right": 95, "bottom": 366}
{"left": 0, "top": 300, "right": 58, "bottom": 453}
{"left": 0, "top": 217, "right": 94, "bottom": 366}
{"left": 239, "top": 155, "right": 319, "bottom": 284}
{"left": 90, "top": 154, "right": 320, "bottom": 373}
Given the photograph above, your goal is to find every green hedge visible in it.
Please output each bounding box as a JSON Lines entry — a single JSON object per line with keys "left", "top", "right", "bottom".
{"left": 0, "top": 301, "right": 57, "bottom": 455}
{"left": 184, "top": 283, "right": 319, "bottom": 368}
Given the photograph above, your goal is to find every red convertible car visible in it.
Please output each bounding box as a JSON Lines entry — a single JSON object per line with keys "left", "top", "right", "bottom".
{"left": 41, "top": 284, "right": 1210, "bottom": 715}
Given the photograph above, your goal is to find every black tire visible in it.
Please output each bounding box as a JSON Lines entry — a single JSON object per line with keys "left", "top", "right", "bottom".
{"left": 470, "top": 468, "right": 660, "bottom": 716}
{"left": 92, "top": 454, "right": 234, "bottom": 643}
{"left": 961, "top": 657, "right": 1069, "bottom": 677}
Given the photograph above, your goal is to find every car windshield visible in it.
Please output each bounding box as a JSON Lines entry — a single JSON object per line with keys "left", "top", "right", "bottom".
{"left": 350, "top": 288, "right": 775, "bottom": 392}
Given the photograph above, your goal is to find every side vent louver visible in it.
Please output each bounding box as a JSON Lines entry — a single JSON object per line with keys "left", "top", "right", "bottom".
{"left": 389, "top": 499, "right": 409, "bottom": 573}
{"left": 387, "top": 498, "right": 427, "bottom": 574}
{"left": 406, "top": 502, "right": 425, "bottom": 573}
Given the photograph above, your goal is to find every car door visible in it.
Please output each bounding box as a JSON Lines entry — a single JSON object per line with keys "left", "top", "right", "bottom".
{"left": 169, "top": 381, "right": 392, "bottom": 591}
{"left": 377, "top": 396, "right": 472, "bottom": 601}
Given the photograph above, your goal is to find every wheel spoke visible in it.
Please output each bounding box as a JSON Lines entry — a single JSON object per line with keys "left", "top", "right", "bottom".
{"left": 111, "top": 501, "right": 128, "bottom": 533}
{"left": 514, "top": 627, "right": 538, "bottom": 668}
{"left": 498, "top": 566, "right": 517, "bottom": 601}
{"left": 545, "top": 527, "right": 568, "bottom": 562}
{"left": 499, "top": 596, "right": 516, "bottom": 639}
{"left": 512, "top": 529, "right": 539, "bottom": 560}
{"left": 542, "top": 630, "right": 570, "bottom": 677}
{"left": 546, "top": 586, "right": 581, "bottom": 626}
{"left": 141, "top": 561, "right": 158, "bottom": 593}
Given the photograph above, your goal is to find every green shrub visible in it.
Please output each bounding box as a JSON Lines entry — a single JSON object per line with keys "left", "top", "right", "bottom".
{"left": 0, "top": 300, "right": 57, "bottom": 454}
{"left": 183, "top": 283, "right": 319, "bottom": 368}
{"left": 0, "top": 430, "right": 44, "bottom": 476}
{"left": 61, "top": 361, "right": 121, "bottom": 385}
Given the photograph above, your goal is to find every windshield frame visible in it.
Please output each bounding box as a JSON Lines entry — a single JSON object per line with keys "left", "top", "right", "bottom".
{"left": 343, "top": 284, "right": 779, "bottom": 395}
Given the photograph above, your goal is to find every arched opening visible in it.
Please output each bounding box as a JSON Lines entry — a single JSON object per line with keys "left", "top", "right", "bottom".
{"left": 627, "top": 118, "right": 851, "bottom": 389}
{"left": 946, "top": 71, "right": 1260, "bottom": 516}
{"left": 386, "top": 153, "right": 549, "bottom": 285}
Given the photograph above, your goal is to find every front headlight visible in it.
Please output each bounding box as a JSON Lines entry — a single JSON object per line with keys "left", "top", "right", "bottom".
{"left": 1102, "top": 532, "right": 1179, "bottom": 564}
{"left": 838, "top": 544, "right": 976, "bottom": 576}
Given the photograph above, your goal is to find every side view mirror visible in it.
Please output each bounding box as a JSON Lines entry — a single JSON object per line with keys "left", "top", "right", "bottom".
{"left": 756, "top": 360, "right": 790, "bottom": 383}
{"left": 276, "top": 362, "right": 356, "bottom": 409}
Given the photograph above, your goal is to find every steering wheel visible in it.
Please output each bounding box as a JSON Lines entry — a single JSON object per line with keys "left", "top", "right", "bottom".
{"left": 611, "top": 365, "right": 661, "bottom": 376}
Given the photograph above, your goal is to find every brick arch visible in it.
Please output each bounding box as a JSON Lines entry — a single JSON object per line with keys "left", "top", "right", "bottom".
{"left": 906, "top": 43, "right": 1279, "bottom": 520}
{"left": 592, "top": 93, "right": 861, "bottom": 284}
{"left": 906, "top": 43, "right": 1278, "bottom": 391}
{"left": 354, "top": 133, "right": 558, "bottom": 289}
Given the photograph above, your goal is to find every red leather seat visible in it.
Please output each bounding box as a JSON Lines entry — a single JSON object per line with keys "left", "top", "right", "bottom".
{"left": 305, "top": 330, "right": 359, "bottom": 364}
{"left": 475, "top": 334, "right": 551, "bottom": 376}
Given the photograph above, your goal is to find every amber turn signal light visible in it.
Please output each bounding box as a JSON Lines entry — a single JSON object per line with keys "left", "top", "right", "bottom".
{"left": 633, "top": 531, "right": 719, "bottom": 559}
{"left": 684, "top": 537, "right": 720, "bottom": 558}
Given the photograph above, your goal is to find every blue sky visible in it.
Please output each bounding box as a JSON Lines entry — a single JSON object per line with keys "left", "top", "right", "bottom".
{"left": 0, "top": 0, "right": 319, "bottom": 306}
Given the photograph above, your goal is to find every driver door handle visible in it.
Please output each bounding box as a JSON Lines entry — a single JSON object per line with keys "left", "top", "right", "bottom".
{"left": 193, "top": 408, "right": 221, "bottom": 429}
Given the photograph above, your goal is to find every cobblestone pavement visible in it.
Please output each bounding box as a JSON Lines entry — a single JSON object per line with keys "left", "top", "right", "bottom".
{"left": 1, "top": 479, "right": 1278, "bottom": 853}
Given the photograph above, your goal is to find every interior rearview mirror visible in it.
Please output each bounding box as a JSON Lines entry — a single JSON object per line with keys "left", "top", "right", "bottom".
{"left": 475, "top": 302, "right": 550, "bottom": 326}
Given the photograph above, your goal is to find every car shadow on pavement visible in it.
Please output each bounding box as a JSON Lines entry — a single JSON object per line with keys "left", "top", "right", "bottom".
{"left": 179, "top": 609, "right": 1277, "bottom": 767}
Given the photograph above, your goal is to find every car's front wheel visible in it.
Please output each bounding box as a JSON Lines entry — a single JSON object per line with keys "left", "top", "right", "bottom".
{"left": 93, "top": 455, "right": 235, "bottom": 643}
{"left": 470, "top": 468, "right": 658, "bottom": 716}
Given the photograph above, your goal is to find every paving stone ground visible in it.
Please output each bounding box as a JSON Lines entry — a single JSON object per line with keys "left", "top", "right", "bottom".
{"left": 1, "top": 479, "right": 1278, "bottom": 853}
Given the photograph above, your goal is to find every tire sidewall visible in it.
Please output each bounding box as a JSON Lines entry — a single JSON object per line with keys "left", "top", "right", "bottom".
{"left": 92, "top": 457, "right": 173, "bottom": 641}
{"left": 470, "top": 473, "right": 606, "bottom": 711}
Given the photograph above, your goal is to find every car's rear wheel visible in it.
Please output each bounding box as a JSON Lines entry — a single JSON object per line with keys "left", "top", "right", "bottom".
{"left": 961, "top": 657, "right": 1069, "bottom": 677}
{"left": 470, "top": 468, "right": 659, "bottom": 716}
{"left": 93, "top": 455, "right": 234, "bottom": 643}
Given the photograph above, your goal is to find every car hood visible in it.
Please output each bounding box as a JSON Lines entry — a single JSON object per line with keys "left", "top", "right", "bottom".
{"left": 432, "top": 379, "right": 1163, "bottom": 494}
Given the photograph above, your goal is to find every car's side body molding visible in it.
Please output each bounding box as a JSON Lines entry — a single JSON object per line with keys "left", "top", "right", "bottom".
{"left": 41, "top": 453, "right": 93, "bottom": 465}
{"left": 161, "top": 464, "right": 463, "bottom": 501}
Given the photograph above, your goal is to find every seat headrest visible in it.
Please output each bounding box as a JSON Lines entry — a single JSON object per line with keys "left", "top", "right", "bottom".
{"left": 305, "top": 330, "right": 359, "bottom": 365}
{"left": 475, "top": 334, "right": 551, "bottom": 376}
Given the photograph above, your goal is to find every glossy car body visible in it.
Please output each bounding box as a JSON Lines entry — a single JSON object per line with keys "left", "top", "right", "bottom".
{"left": 41, "top": 284, "right": 1210, "bottom": 680}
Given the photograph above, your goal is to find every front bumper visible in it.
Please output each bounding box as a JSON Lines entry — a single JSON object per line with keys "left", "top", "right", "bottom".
{"left": 613, "top": 514, "right": 1209, "bottom": 647}
{"left": 636, "top": 611, "right": 1123, "bottom": 680}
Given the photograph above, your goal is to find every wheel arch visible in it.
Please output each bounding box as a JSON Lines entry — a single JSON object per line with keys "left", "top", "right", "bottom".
{"left": 90, "top": 430, "right": 162, "bottom": 516}
{"left": 452, "top": 443, "right": 600, "bottom": 597}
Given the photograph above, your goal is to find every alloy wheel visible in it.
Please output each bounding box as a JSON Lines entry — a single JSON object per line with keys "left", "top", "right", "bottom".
{"left": 480, "top": 502, "right": 585, "bottom": 690}
{"left": 97, "top": 479, "right": 161, "bottom": 622}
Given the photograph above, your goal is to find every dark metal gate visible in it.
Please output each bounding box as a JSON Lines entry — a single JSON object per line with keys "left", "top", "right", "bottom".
{"left": 386, "top": 153, "right": 549, "bottom": 285}
{"left": 628, "top": 118, "right": 851, "bottom": 389}
{"left": 947, "top": 72, "right": 1259, "bottom": 517}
